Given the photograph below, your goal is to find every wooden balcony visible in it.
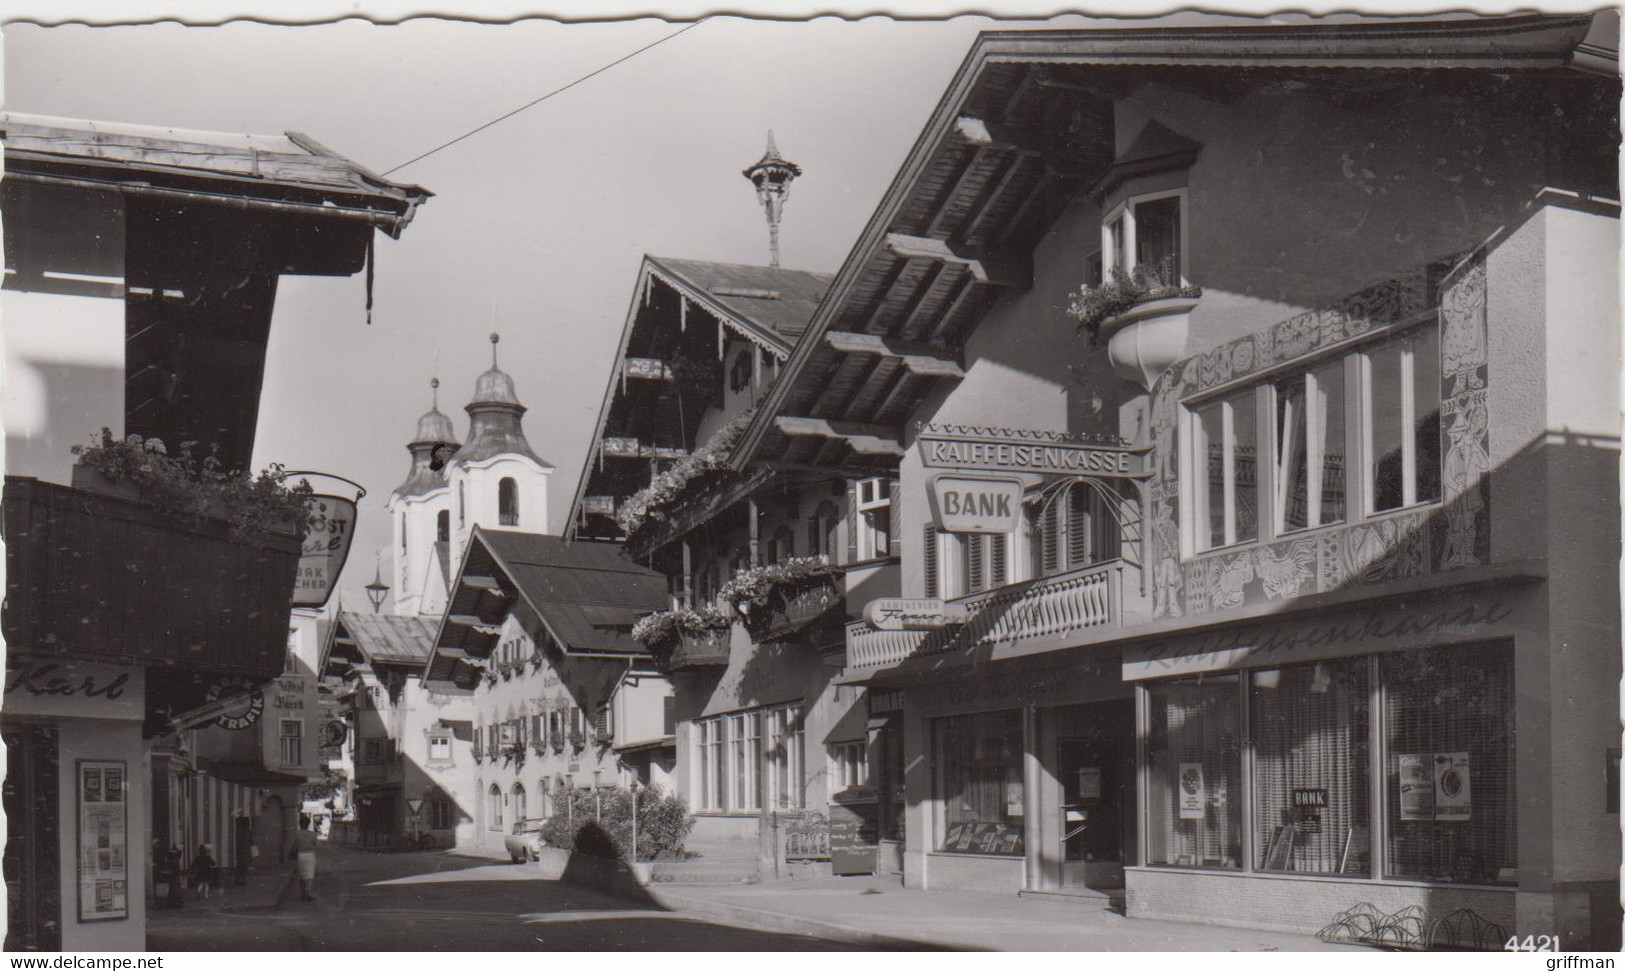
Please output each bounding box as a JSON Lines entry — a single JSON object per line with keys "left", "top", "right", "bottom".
{"left": 2, "top": 476, "right": 302, "bottom": 682}
{"left": 666, "top": 628, "right": 731, "bottom": 670}
{"left": 845, "top": 559, "right": 1125, "bottom": 669}
{"left": 752, "top": 574, "right": 844, "bottom": 643}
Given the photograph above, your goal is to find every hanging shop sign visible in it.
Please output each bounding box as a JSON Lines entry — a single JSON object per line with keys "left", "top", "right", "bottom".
{"left": 169, "top": 676, "right": 266, "bottom": 732}
{"left": 292, "top": 493, "right": 358, "bottom": 608}
{"left": 78, "top": 760, "right": 129, "bottom": 922}
{"left": 1433, "top": 752, "right": 1472, "bottom": 821}
{"left": 926, "top": 474, "right": 1024, "bottom": 534}
{"left": 4, "top": 659, "right": 144, "bottom": 722}
{"left": 863, "top": 598, "right": 970, "bottom": 631}
{"left": 919, "top": 427, "right": 1146, "bottom": 479}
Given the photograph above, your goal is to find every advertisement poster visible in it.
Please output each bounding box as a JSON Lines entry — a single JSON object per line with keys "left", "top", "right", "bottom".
{"left": 1398, "top": 754, "right": 1434, "bottom": 820}
{"left": 1434, "top": 751, "right": 1473, "bottom": 821}
{"left": 1077, "top": 766, "right": 1103, "bottom": 801}
{"left": 1178, "top": 762, "right": 1206, "bottom": 820}
{"left": 78, "top": 761, "right": 128, "bottom": 922}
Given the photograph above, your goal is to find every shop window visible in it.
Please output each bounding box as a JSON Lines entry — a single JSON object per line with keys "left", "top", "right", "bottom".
{"left": 1146, "top": 674, "right": 1243, "bottom": 868}
{"left": 1274, "top": 360, "right": 1349, "bottom": 532}
{"left": 765, "top": 705, "right": 804, "bottom": 810}
{"left": 488, "top": 784, "right": 503, "bottom": 832}
{"left": 499, "top": 477, "right": 520, "bottom": 527}
{"left": 829, "top": 740, "right": 869, "bottom": 792}
{"left": 1382, "top": 643, "right": 1514, "bottom": 885}
{"left": 933, "top": 709, "right": 1025, "bottom": 857}
{"left": 1252, "top": 659, "right": 1370, "bottom": 875}
{"left": 512, "top": 783, "right": 527, "bottom": 822}
{"left": 1102, "top": 190, "right": 1186, "bottom": 285}
{"left": 428, "top": 735, "right": 452, "bottom": 763}
{"left": 855, "top": 478, "right": 891, "bottom": 560}
{"left": 731, "top": 712, "right": 762, "bottom": 811}
{"left": 437, "top": 509, "right": 450, "bottom": 543}
{"left": 1189, "top": 389, "right": 1259, "bottom": 552}
{"left": 280, "top": 719, "right": 303, "bottom": 766}
{"left": 1364, "top": 325, "right": 1442, "bottom": 513}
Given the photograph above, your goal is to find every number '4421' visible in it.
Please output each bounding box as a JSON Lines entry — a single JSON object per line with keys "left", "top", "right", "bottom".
{"left": 1504, "top": 934, "right": 1560, "bottom": 952}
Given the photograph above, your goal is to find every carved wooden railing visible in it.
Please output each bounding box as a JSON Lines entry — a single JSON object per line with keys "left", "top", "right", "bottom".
{"left": 845, "top": 559, "right": 1123, "bottom": 668}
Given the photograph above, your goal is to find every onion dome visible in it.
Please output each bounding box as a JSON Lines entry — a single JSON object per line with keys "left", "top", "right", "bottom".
{"left": 394, "top": 377, "right": 460, "bottom": 499}
{"left": 455, "top": 333, "right": 550, "bottom": 467}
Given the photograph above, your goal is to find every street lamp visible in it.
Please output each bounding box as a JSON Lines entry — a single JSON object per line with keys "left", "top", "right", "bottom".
{"left": 364, "top": 553, "right": 390, "bottom": 613}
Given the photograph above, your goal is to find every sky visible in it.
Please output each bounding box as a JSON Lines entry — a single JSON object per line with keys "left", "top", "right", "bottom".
{"left": 0, "top": 2, "right": 1571, "bottom": 610}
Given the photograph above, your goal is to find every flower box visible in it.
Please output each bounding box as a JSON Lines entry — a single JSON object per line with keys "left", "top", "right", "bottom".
{"left": 752, "top": 574, "right": 843, "bottom": 642}
{"left": 668, "top": 627, "right": 731, "bottom": 669}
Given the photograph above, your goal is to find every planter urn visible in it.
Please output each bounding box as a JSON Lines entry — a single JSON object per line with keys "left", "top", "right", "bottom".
{"left": 1096, "top": 294, "right": 1200, "bottom": 392}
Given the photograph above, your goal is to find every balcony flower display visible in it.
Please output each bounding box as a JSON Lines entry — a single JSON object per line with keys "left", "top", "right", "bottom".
{"left": 614, "top": 407, "right": 755, "bottom": 540}
{"left": 718, "top": 555, "right": 841, "bottom": 618}
{"left": 631, "top": 603, "right": 732, "bottom": 652}
{"left": 70, "top": 428, "right": 313, "bottom": 536}
{"left": 1066, "top": 258, "right": 1201, "bottom": 392}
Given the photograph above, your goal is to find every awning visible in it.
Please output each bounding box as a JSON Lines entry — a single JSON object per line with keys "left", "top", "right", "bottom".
{"left": 196, "top": 758, "right": 306, "bottom": 788}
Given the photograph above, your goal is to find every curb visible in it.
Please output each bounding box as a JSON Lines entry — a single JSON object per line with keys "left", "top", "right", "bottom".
{"left": 643, "top": 887, "right": 961, "bottom": 951}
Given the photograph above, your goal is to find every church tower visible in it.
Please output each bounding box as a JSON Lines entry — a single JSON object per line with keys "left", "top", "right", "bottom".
{"left": 387, "top": 377, "right": 460, "bottom": 617}
{"left": 445, "top": 333, "right": 554, "bottom": 568}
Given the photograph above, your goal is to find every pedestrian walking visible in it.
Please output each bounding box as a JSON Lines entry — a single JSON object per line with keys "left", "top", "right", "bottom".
{"left": 290, "top": 814, "right": 318, "bottom": 901}
{"left": 192, "top": 844, "right": 217, "bottom": 900}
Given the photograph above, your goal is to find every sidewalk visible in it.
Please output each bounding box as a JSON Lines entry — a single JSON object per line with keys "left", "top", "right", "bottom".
{"left": 147, "top": 861, "right": 321, "bottom": 950}
{"left": 645, "top": 874, "right": 1359, "bottom": 951}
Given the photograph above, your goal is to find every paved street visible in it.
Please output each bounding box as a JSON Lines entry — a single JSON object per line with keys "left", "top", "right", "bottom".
{"left": 147, "top": 845, "right": 871, "bottom": 951}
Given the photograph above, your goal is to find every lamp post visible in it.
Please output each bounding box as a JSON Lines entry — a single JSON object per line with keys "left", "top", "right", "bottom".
{"left": 364, "top": 553, "right": 390, "bottom": 614}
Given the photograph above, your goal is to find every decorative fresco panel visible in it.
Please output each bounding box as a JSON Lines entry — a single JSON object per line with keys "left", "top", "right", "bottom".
{"left": 1147, "top": 258, "right": 1488, "bottom": 620}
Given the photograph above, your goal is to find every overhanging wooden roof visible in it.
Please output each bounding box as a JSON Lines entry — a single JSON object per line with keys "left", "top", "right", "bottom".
{"left": 730, "top": 14, "right": 1608, "bottom": 477}
{"left": 423, "top": 528, "right": 670, "bottom": 692}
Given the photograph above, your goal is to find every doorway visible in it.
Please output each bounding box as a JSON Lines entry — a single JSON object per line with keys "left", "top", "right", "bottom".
{"left": 1052, "top": 699, "right": 1135, "bottom": 891}
{"left": 3, "top": 725, "right": 61, "bottom": 951}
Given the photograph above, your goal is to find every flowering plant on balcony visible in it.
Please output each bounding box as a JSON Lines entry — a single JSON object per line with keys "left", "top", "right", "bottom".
{"left": 613, "top": 407, "right": 755, "bottom": 540}
{"left": 631, "top": 603, "right": 733, "bottom": 650}
{"left": 718, "top": 556, "right": 841, "bottom": 616}
{"left": 567, "top": 728, "right": 587, "bottom": 752}
{"left": 71, "top": 428, "right": 313, "bottom": 536}
{"left": 500, "top": 742, "right": 527, "bottom": 764}
{"left": 1066, "top": 257, "right": 1202, "bottom": 341}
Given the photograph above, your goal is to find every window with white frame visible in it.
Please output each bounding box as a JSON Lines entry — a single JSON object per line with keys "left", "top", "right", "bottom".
{"left": 730, "top": 712, "right": 761, "bottom": 811}
{"left": 1102, "top": 189, "right": 1186, "bottom": 286}
{"left": 829, "top": 740, "right": 869, "bottom": 793}
{"left": 1274, "top": 359, "right": 1348, "bottom": 533}
{"left": 428, "top": 734, "right": 452, "bottom": 763}
{"left": 1363, "top": 325, "right": 1442, "bottom": 513}
{"left": 855, "top": 478, "right": 891, "bottom": 560}
{"left": 766, "top": 705, "right": 805, "bottom": 810}
{"left": 279, "top": 719, "right": 303, "bottom": 766}
{"left": 1189, "top": 387, "right": 1260, "bottom": 552}
{"left": 1184, "top": 321, "right": 1443, "bottom": 557}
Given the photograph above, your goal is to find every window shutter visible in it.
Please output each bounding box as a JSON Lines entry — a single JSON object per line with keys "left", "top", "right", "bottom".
{"left": 846, "top": 481, "right": 859, "bottom": 564}
{"left": 663, "top": 696, "right": 677, "bottom": 736}
{"left": 473, "top": 725, "right": 483, "bottom": 759}
{"left": 1041, "top": 500, "right": 1061, "bottom": 575}
{"left": 923, "top": 524, "right": 939, "bottom": 598}
{"left": 531, "top": 714, "right": 542, "bottom": 748}
{"left": 595, "top": 706, "right": 608, "bottom": 737}
{"left": 1068, "top": 484, "right": 1092, "bottom": 568}
{"left": 966, "top": 534, "right": 985, "bottom": 593}
{"left": 889, "top": 480, "right": 902, "bottom": 558}
{"left": 990, "top": 533, "right": 1008, "bottom": 587}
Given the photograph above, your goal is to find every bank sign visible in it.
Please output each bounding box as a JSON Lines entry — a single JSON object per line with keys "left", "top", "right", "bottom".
{"left": 927, "top": 474, "right": 1023, "bottom": 534}
{"left": 920, "top": 431, "right": 1145, "bottom": 479}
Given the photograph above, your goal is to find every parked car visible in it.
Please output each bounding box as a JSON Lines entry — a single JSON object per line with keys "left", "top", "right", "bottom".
{"left": 505, "top": 818, "right": 546, "bottom": 862}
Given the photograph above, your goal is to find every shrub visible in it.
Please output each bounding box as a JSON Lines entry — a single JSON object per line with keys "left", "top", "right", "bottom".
{"left": 538, "top": 784, "right": 694, "bottom": 862}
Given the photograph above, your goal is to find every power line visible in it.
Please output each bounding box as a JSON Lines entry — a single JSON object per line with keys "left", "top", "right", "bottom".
{"left": 381, "top": 19, "right": 706, "bottom": 177}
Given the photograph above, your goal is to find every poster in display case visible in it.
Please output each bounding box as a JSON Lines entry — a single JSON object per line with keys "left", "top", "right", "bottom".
{"left": 78, "top": 760, "right": 128, "bottom": 922}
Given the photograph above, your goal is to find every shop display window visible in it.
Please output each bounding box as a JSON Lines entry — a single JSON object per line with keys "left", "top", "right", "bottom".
{"left": 1146, "top": 673, "right": 1243, "bottom": 868}
{"left": 932, "top": 709, "right": 1025, "bottom": 856}
{"left": 1252, "top": 659, "right": 1370, "bottom": 875}
{"left": 1382, "top": 643, "right": 1515, "bottom": 884}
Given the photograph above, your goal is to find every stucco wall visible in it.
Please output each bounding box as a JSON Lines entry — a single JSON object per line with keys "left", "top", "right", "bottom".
{"left": 57, "top": 718, "right": 149, "bottom": 952}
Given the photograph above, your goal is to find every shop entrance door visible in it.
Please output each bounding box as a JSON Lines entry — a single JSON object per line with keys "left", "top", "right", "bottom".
{"left": 875, "top": 719, "right": 905, "bottom": 875}
{"left": 1054, "top": 699, "right": 1135, "bottom": 891}
{"left": 3, "top": 725, "right": 61, "bottom": 951}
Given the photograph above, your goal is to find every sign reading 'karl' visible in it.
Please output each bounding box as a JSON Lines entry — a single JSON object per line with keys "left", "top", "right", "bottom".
{"left": 921, "top": 432, "right": 1145, "bottom": 478}
{"left": 928, "top": 474, "right": 1022, "bottom": 534}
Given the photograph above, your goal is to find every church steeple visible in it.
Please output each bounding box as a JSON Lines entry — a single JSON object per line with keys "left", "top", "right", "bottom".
{"left": 455, "top": 333, "right": 547, "bottom": 466}
{"left": 395, "top": 376, "right": 460, "bottom": 498}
